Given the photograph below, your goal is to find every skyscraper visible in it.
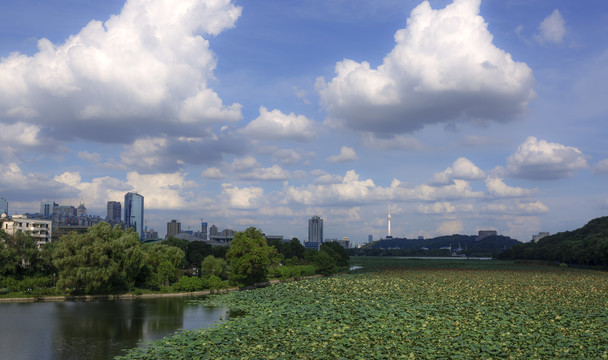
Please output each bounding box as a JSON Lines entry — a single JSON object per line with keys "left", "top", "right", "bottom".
{"left": 308, "top": 215, "right": 323, "bottom": 243}
{"left": 124, "top": 192, "right": 144, "bottom": 240}
{"left": 107, "top": 201, "right": 121, "bottom": 221}
{"left": 0, "top": 198, "right": 8, "bottom": 216}
{"left": 201, "top": 220, "right": 208, "bottom": 241}
{"left": 167, "top": 219, "right": 181, "bottom": 238}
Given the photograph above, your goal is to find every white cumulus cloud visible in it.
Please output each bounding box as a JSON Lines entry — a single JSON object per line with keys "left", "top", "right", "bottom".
{"left": 485, "top": 177, "right": 534, "bottom": 198}
{"left": 240, "top": 106, "right": 317, "bottom": 142}
{"left": 221, "top": 184, "right": 264, "bottom": 209}
{"left": 506, "top": 137, "right": 588, "bottom": 180}
{"left": 0, "top": 0, "right": 243, "bottom": 144}
{"left": 430, "top": 157, "right": 485, "bottom": 185}
{"left": 317, "top": 0, "right": 535, "bottom": 135}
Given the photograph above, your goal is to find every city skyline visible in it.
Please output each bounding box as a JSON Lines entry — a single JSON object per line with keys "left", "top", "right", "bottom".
{"left": 1, "top": 0, "right": 607, "bottom": 244}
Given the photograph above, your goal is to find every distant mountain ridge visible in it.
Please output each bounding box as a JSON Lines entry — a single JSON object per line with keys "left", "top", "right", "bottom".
{"left": 498, "top": 216, "right": 608, "bottom": 266}
{"left": 353, "top": 234, "right": 520, "bottom": 257}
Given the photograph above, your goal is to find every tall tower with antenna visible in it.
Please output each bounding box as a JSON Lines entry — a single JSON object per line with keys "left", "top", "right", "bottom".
{"left": 387, "top": 200, "right": 392, "bottom": 238}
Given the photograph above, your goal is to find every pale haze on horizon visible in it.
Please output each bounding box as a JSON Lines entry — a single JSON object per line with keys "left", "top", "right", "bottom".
{"left": 0, "top": 0, "right": 607, "bottom": 244}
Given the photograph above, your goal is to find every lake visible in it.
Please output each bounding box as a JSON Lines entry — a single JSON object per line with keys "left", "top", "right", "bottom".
{"left": 0, "top": 296, "right": 226, "bottom": 360}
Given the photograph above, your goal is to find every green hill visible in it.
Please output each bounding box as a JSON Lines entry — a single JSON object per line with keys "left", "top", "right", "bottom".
{"left": 351, "top": 234, "right": 520, "bottom": 258}
{"left": 498, "top": 216, "right": 608, "bottom": 266}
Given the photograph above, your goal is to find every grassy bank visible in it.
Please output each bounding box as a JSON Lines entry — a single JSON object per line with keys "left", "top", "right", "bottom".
{"left": 116, "top": 258, "right": 608, "bottom": 359}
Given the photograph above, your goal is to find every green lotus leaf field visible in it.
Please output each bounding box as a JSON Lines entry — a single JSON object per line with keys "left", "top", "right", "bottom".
{"left": 117, "top": 258, "right": 608, "bottom": 359}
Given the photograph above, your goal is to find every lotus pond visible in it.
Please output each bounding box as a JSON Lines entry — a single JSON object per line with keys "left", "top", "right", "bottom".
{"left": 117, "top": 259, "right": 608, "bottom": 359}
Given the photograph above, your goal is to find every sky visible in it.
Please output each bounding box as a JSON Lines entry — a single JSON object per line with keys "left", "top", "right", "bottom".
{"left": 1, "top": 0, "right": 607, "bottom": 244}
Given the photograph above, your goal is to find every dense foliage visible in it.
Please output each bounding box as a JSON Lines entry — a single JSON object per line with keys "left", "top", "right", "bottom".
{"left": 53, "top": 223, "right": 144, "bottom": 294}
{"left": 117, "top": 258, "right": 608, "bottom": 359}
{"left": 1, "top": 224, "right": 349, "bottom": 297}
{"left": 226, "top": 228, "right": 280, "bottom": 287}
{"left": 498, "top": 216, "right": 608, "bottom": 266}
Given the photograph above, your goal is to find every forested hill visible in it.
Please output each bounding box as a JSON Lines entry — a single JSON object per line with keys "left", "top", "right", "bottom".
{"left": 353, "top": 234, "right": 520, "bottom": 257}
{"left": 498, "top": 216, "right": 608, "bottom": 266}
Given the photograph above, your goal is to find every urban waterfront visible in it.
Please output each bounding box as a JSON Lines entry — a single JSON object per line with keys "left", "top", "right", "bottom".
{"left": 0, "top": 297, "right": 226, "bottom": 360}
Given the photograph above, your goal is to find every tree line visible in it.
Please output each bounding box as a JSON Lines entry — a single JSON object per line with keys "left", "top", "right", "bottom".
{"left": 0, "top": 222, "right": 349, "bottom": 296}
{"left": 498, "top": 216, "right": 608, "bottom": 267}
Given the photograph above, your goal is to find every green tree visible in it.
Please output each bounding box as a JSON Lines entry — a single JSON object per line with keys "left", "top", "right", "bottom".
{"left": 320, "top": 241, "right": 350, "bottom": 268}
{"left": 283, "top": 238, "right": 305, "bottom": 260}
{"left": 162, "top": 237, "right": 189, "bottom": 253}
{"left": 141, "top": 244, "right": 185, "bottom": 288}
{"left": 52, "top": 223, "right": 144, "bottom": 294}
{"left": 186, "top": 241, "right": 213, "bottom": 268}
{"left": 0, "top": 230, "right": 40, "bottom": 276}
{"left": 227, "top": 227, "right": 280, "bottom": 287}
{"left": 201, "top": 255, "right": 228, "bottom": 279}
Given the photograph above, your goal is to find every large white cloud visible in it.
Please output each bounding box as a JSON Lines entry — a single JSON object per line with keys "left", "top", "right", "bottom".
{"left": 0, "top": 0, "right": 242, "bottom": 143}
{"left": 505, "top": 137, "right": 588, "bottom": 180}
{"left": 282, "top": 170, "right": 484, "bottom": 207}
{"left": 52, "top": 170, "right": 197, "bottom": 210}
{"left": 317, "top": 0, "right": 535, "bottom": 134}
{"left": 221, "top": 184, "right": 264, "bottom": 209}
{"left": 239, "top": 106, "right": 317, "bottom": 142}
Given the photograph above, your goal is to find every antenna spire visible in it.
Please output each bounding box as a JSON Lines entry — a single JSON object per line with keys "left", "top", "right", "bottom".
{"left": 387, "top": 200, "right": 392, "bottom": 237}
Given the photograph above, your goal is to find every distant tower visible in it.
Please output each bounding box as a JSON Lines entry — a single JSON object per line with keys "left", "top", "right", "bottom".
{"left": 201, "top": 220, "right": 208, "bottom": 241}
{"left": 0, "top": 197, "right": 8, "bottom": 216}
{"left": 124, "top": 192, "right": 144, "bottom": 240}
{"left": 308, "top": 215, "right": 323, "bottom": 243}
{"left": 387, "top": 201, "right": 392, "bottom": 238}
{"left": 76, "top": 203, "right": 87, "bottom": 217}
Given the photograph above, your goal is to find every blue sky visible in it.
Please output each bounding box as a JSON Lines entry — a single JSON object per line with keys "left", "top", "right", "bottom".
{"left": 1, "top": 0, "right": 607, "bottom": 244}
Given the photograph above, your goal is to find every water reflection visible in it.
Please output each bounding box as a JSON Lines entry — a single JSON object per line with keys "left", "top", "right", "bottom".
{"left": 0, "top": 297, "right": 226, "bottom": 360}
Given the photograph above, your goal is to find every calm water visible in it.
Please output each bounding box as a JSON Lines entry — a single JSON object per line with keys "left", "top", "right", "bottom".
{"left": 0, "top": 297, "right": 227, "bottom": 360}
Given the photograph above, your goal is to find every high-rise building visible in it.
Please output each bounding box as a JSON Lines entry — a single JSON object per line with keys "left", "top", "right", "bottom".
{"left": 201, "top": 221, "right": 208, "bottom": 241}
{"left": 124, "top": 192, "right": 144, "bottom": 240}
{"left": 368, "top": 235, "right": 373, "bottom": 244}
{"left": 308, "top": 215, "right": 323, "bottom": 243}
{"left": 0, "top": 198, "right": 8, "bottom": 216}
{"left": 167, "top": 219, "right": 181, "bottom": 238}
{"left": 40, "top": 201, "right": 58, "bottom": 217}
{"left": 106, "top": 201, "right": 121, "bottom": 221}
{"left": 209, "top": 224, "right": 218, "bottom": 236}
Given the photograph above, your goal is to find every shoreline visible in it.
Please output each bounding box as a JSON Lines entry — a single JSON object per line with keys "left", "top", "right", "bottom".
{"left": 0, "top": 276, "right": 323, "bottom": 303}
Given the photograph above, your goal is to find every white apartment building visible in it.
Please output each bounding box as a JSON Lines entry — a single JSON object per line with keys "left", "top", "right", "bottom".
{"left": 1, "top": 214, "right": 53, "bottom": 247}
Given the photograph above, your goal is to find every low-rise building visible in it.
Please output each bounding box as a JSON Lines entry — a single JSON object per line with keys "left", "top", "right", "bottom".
{"left": 1, "top": 214, "right": 52, "bottom": 247}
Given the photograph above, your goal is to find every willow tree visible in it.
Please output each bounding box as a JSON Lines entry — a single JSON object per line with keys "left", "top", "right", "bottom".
{"left": 52, "top": 222, "right": 143, "bottom": 294}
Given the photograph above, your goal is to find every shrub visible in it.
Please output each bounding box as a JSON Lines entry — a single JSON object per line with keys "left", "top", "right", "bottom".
{"left": 171, "top": 276, "right": 207, "bottom": 292}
